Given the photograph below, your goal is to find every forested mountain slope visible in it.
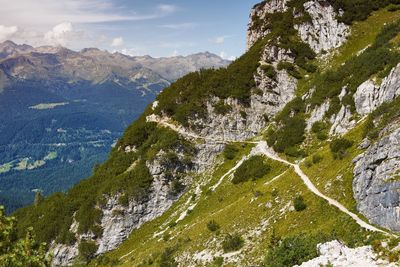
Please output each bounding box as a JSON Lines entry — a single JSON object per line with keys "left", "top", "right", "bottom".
{"left": 11, "top": 0, "right": 400, "bottom": 266}
{"left": 0, "top": 43, "right": 229, "bottom": 213}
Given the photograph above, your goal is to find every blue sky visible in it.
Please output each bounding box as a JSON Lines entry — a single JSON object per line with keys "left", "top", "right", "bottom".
{"left": 0, "top": 0, "right": 260, "bottom": 59}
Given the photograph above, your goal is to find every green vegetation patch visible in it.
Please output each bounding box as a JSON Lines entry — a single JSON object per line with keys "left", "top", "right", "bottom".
{"left": 328, "top": 0, "right": 400, "bottom": 24}
{"left": 232, "top": 155, "right": 271, "bottom": 184}
{"left": 222, "top": 233, "right": 244, "bottom": 253}
{"left": 154, "top": 38, "right": 266, "bottom": 126}
{"left": 264, "top": 233, "right": 329, "bottom": 267}
{"left": 330, "top": 138, "right": 354, "bottom": 159}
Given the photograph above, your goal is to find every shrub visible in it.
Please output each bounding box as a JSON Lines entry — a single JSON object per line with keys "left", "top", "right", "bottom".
{"left": 388, "top": 4, "right": 400, "bottom": 11}
{"left": 78, "top": 240, "right": 98, "bottom": 262}
{"left": 311, "top": 121, "right": 328, "bottom": 134}
{"left": 222, "top": 233, "right": 244, "bottom": 252}
{"left": 168, "top": 221, "right": 177, "bottom": 228}
{"left": 328, "top": 0, "right": 400, "bottom": 24}
{"left": 159, "top": 247, "right": 178, "bottom": 267}
{"left": 163, "top": 233, "right": 171, "bottom": 242}
{"left": 294, "top": 196, "right": 307, "bottom": 211}
{"left": 284, "top": 146, "right": 306, "bottom": 158}
{"left": 213, "top": 256, "right": 224, "bottom": 266}
{"left": 223, "top": 144, "right": 239, "bottom": 160}
{"left": 264, "top": 234, "right": 326, "bottom": 267}
{"left": 277, "top": 61, "right": 302, "bottom": 79}
{"left": 214, "top": 101, "right": 232, "bottom": 115}
{"left": 232, "top": 155, "right": 271, "bottom": 184}
{"left": 271, "top": 116, "right": 307, "bottom": 153}
{"left": 170, "top": 180, "right": 185, "bottom": 196}
{"left": 0, "top": 207, "right": 50, "bottom": 266}
{"left": 207, "top": 220, "right": 220, "bottom": 232}
{"left": 330, "top": 138, "right": 353, "bottom": 159}
{"left": 312, "top": 154, "right": 323, "bottom": 164}
{"left": 261, "top": 64, "right": 278, "bottom": 81}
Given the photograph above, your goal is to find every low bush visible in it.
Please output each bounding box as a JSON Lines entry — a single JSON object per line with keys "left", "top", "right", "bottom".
{"left": 330, "top": 138, "right": 353, "bottom": 159}
{"left": 78, "top": 240, "right": 98, "bottom": 262}
{"left": 223, "top": 144, "right": 239, "bottom": 160}
{"left": 277, "top": 61, "right": 302, "bottom": 79}
{"left": 294, "top": 196, "right": 307, "bottom": 211}
{"left": 222, "top": 233, "right": 244, "bottom": 252}
{"left": 207, "top": 220, "right": 220, "bottom": 232}
{"left": 214, "top": 101, "right": 232, "bottom": 115}
{"left": 264, "top": 233, "right": 327, "bottom": 267}
{"left": 270, "top": 116, "right": 307, "bottom": 154}
{"left": 170, "top": 180, "right": 185, "bottom": 196}
{"left": 232, "top": 156, "right": 271, "bottom": 184}
{"left": 261, "top": 64, "right": 278, "bottom": 81}
{"left": 159, "top": 247, "right": 178, "bottom": 267}
{"left": 312, "top": 154, "right": 323, "bottom": 164}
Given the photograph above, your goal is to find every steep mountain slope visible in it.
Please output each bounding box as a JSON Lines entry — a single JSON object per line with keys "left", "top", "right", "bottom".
{"left": 12, "top": 0, "right": 400, "bottom": 266}
{"left": 0, "top": 43, "right": 229, "bottom": 213}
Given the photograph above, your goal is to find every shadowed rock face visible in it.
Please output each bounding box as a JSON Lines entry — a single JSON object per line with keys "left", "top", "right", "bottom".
{"left": 353, "top": 126, "right": 400, "bottom": 232}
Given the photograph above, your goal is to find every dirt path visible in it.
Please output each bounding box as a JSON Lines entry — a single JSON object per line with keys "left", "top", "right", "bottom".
{"left": 147, "top": 115, "right": 393, "bottom": 236}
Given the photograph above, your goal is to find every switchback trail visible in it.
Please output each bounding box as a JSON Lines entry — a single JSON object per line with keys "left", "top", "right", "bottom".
{"left": 147, "top": 115, "right": 393, "bottom": 236}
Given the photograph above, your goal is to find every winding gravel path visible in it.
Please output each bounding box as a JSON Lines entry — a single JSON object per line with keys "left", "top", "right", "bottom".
{"left": 147, "top": 115, "right": 393, "bottom": 236}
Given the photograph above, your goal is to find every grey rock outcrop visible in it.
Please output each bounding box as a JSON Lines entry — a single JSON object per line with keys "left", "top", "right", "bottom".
{"left": 247, "top": 0, "right": 288, "bottom": 49}
{"left": 353, "top": 126, "right": 400, "bottom": 232}
{"left": 51, "top": 154, "right": 189, "bottom": 265}
{"left": 97, "top": 175, "right": 176, "bottom": 253}
{"left": 354, "top": 80, "right": 380, "bottom": 116}
{"left": 190, "top": 45, "right": 297, "bottom": 142}
{"left": 51, "top": 242, "right": 79, "bottom": 266}
{"left": 329, "top": 105, "right": 356, "bottom": 136}
{"left": 296, "top": 1, "right": 350, "bottom": 53}
{"left": 354, "top": 64, "right": 400, "bottom": 115}
{"left": 306, "top": 100, "right": 330, "bottom": 131}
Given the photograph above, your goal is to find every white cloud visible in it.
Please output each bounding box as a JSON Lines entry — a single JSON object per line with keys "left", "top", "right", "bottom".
{"left": 211, "top": 35, "right": 233, "bottom": 44}
{"left": 0, "top": 25, "right": 18, "bottom": 41}
{"left": 111, "top": 37, "right": 124, "bottom": 47}
{"left": 215, "top": 36, "right": 226, "bottom": 44}
{"left": 44, "top": 22, "right": 74, "bottom": 46}
{"left": 0, "top": 1, "right": 178, "bottom": 27}
{"left": 160, "top": 23, "right": 196, "bottom": 30}
{"left": 219, "top": 51, "right": 236, "bottom": 61}
{"left": 157, "top": 4, "right": 177, "bottom": 14}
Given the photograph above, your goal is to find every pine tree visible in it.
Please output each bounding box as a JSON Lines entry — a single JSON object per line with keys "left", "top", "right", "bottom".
{"left": 0, "top": 206, "right": 51, "bottom": 266}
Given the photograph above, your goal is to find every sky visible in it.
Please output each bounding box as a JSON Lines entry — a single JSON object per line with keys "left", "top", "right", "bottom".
{"left": 0, "top": 0, "right": 260, "bottom": 59}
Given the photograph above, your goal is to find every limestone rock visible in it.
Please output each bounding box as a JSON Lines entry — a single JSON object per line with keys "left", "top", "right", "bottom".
{"left": 306, "top": 100, "right": 330, "bottom": 131}
{"left": 296, "top": 240, "right": 396, "bottom": 267}
{"left": 354, "top": 64, "right": 400, "bottom": 116}
{"left": 296, "top": 1, "right": 350, "bottom": 53}
{"left": 190, "top": 45, "right": 297, "bottom": 142}
{"left": 247, "top": 0, "right": 288, "bottom": 49}
{"left": 353, "top": 126, "right": 400, "bottom": 232}
{"left": 329, "top": 105, "right": 356, "bottom": 136}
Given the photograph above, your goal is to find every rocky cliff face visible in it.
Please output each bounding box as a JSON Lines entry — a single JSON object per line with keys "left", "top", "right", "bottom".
{"left": 354, "top": 64, "right": 400, "bottom": 116}
{"left": 353, "top": 124, "right": 400, "bottom": 232}
{"left": 295, "top": 1, "right": 350, "bottom": 53}
{"left": 247, "top": 0, "right": 288, "bottom": 49}
{"left": 51, "top": 152, "right": 192, "bottom": 265}
{"left": 247, "top": 0, "right": 349, "bottom": 52}
{"left": 189, "top": 45, "right": 297, "bottom": 142}
{"left": 350, "top": 65, "right": 400, "bottom": 233}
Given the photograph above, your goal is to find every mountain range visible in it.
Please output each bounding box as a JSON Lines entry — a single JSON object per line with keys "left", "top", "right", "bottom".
{"left": 0, "top": 41, "right": 230, "bottom": 213}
